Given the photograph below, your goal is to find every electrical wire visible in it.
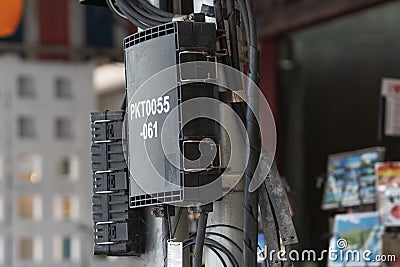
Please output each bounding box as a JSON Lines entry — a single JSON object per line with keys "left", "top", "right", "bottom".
{"left": 206, "top": 245, "right": 228, "bottom": 267}
{"left": 206, "top": 238, "right": 239, "bottom": 267}
{"left": 162, "top": 212, "right": 170, "bottom": 267}
{"left": 172, "top": 207, "right": 183, "bottom": 238}
{"left": 184, "top": 224, "right": 246, "bottom": 266}
{"left": 115, "top": 0, "right": 150, "bottom": 29}
{"left": 207, "top": 224, "right": 243, "bottom": 233}
{"left": 121, "top": 0, "right": 160, "bottom": 27}
{"left": 185, "top": 225, "right": 267, "bottom": 266}
{"left": 183, "top": 238, "right": 239, "bottom": 267}
{"left": 106, "top": 0, "right": 127, "bottom": 19}
{"left": 193, "top": 212, "right": 208, "bottom": 267}
{"left": 283, "top": 244, "right": 293, "bottom": 267}
{"left": 187, "top": 230, "right": 243, "bottom": 254}
{"left": 214, "top": 0, "right": 231, "bottom": 66}
{"left": 120, "top": 92, "right": 127, "bottom": 111}
{"left": 184, "top": 242, "right": 229, "bottom": 267}
{"left": 135, "top": 0, "right": 177, "bottom": 18}
{"left": 235, "top": 0, "right": 250, "bottom": 42}
{"left": 111, "top": 0, "right": 189, "bottom": 29}
{"left": 206, "top": 231, "right": 243, "bottom": 254}
{"left": 232, "top": 0, "right": 262, "bottom": 266}
{"left": 207, "top": 224, "right": 265, "bottom": 253}
{"left": 167, "top": 207, "right": 173, "bottom": 240}
{"left": 226, "top": 0, "right": 240, "bottom": 70}
{"left": 127, "top": 0, "right": 171, "bottom": 23}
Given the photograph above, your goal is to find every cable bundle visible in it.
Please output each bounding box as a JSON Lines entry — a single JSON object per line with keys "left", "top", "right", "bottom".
{"left": 111, "top": 0, "right": 186, "bottom": 29}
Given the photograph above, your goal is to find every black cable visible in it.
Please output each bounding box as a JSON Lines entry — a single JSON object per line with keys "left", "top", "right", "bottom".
{"left": 184, "top": 242, "right": 229, "bottom": 267}
{"left": 216, "top": 0, "right": 247, "bottom": 126}
{"left": 206, "top": 231, "right": 243, "bottom": 254}
{"left": 207, "top": 224, "right": 243, "bottom": 233}
{"left": 115, "top": 0, "right": 150, "bottom": 29}
{"left": 135, "top": 0, "right": 177, "bottom": 18}
{"left": 120, "top": 92, "right": 127, "bottom": 110}
{"left": 128, "top": 0, "right": 171, "bottom": 23}
{"left": 226, "top": 0, "right": 240, "bottom": 70}
{"left": 162, "top": 207, "right": 171, "bottom": 267}
{"left": 207, "top": 224, "right": 266, "bottom": 257}
{"left": 120, "top": 0, "right": 159, "bottom": 27}
{"left": 167, "top": 207, "right": 173, "bottom": 240}
{"left": 283, "top": 244, "right": 293, "bottom": 267}
{"left": 206, "top": 238, "right": 239, "bottom": 267}
{"left": 106, "top": 0, "right": 127, "bottom": 19}
{"left": 172, "top": 207, "right": 183, "bottom": 238}
{"left": 193, "top": 212, "right": 208, "bottom": 267}
{"left": 214, "top": 0, "right": 231, "bottom": 66}
{"left": 113, "top": 0, "right": 190, "bottom": 29}
{"left": 183, "top": 238, "right": 239, "bottom": 267}
{"left": 187, "top": 230, "right": 243, "bottom": 254}
{"left": 246, "top": 0, "right": 258, "bottom": 50}
{"left": 235, "top": 0, "right": 250, "bottom": 42}
{"left": 207, "top": 245, "right": 228, "bottom": 267}
{"left": 239, "top": 0, "right": 261, "bottom": 266}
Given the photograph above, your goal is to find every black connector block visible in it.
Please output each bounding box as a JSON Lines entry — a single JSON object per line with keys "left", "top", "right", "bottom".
{"left": 91, "top": 111, "right": 145, "bottom": 256}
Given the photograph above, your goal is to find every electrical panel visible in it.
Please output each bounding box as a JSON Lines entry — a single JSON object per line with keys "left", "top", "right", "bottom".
{"left": 91, "top": 111, "right": 145, "bottom": 256}
{"left": 124, "top": 21, "right": 223, "bottom": 208}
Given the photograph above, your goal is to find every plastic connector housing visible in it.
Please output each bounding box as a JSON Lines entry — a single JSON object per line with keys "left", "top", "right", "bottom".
{"left": 91, "top": 110, "right": 145, "bottom": 256}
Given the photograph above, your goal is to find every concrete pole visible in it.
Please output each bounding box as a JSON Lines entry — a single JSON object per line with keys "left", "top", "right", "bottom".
{"left": 204, "top": 186, "right": 244, "bottom": 266}
{"left": 200, "top": 0, "right": 247, "bottom": 264}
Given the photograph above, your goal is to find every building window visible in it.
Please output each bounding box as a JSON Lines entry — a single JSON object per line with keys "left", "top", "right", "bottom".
{"left": 18, "top": 116, "right": 36, "bottom": 138}
{"left": 18, "top": 195, "right": 42, "bottom": 220}
{"left": 19, "top": 238, "right": 33, "bottom": 260}
{"left": 54, "top": 195, "right": 78, "bottom": 220}
{"left": 17, "top": 76, "right": 35, "bottom": 98}
{"left": 19, "top": 237, "right": 41, "bottom": 262}
{"left": 55, "top": 77, "right": 72, "bottom": 99}
{"left": 62, "top": 237, "right": 71, "bottom": 260}
{"left": 16, "top": 154, "right": 41, "bottom": 183}
{"left": 59, "top": 156, "right": 78, "bottom": 179}
{"left": 60, "top": 158, "right": 70, "bottom": 176}
{"left": 61, "top": 197, "right": 72, "bottom": 220}
{"left": 55, "top": 117, "right": 72, "bottom": 139}
{"left": 54, "top": 236, "right": 79, "bottom": 262}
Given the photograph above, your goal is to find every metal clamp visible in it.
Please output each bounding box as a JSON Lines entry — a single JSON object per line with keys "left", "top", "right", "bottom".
{"left": 182, "top": 139, "right": 222, "bottom": 172}
{"left": 178, "top": 51, "right": 218, "bottom": 82}
{"left": 93, "top": 119, "right": 112, "bottom": 124}
{"left": 219, "top": 89, "right": 247, "bottom": 103}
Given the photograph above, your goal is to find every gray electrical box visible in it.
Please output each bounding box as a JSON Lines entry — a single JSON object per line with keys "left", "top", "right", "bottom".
{"left": 124, "top": 22, "right": 223, "bottom": 208}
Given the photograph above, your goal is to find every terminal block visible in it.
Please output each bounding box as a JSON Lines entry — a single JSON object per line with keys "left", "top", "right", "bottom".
{"left": 91, "top": 111, "right": 145, "bottom": 256}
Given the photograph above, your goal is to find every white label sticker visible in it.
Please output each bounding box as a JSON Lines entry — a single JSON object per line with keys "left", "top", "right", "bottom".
{"left": 167, "top": 241, "right": 183, "bottom": 267}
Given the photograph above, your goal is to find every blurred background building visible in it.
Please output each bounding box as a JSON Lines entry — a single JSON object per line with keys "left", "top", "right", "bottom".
{"left": 0, "top": 1, "right": 132, "bottom": 266}
{"left": 1, "top": 0, "right": 400, "bottom": 266}
{"left": 0, "top": 54, "right": 94, "bottom": 266}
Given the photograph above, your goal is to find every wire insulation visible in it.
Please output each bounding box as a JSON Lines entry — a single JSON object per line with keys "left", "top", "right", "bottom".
{"left": 193, "top": 212, "right": 208, "bottom": 267}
